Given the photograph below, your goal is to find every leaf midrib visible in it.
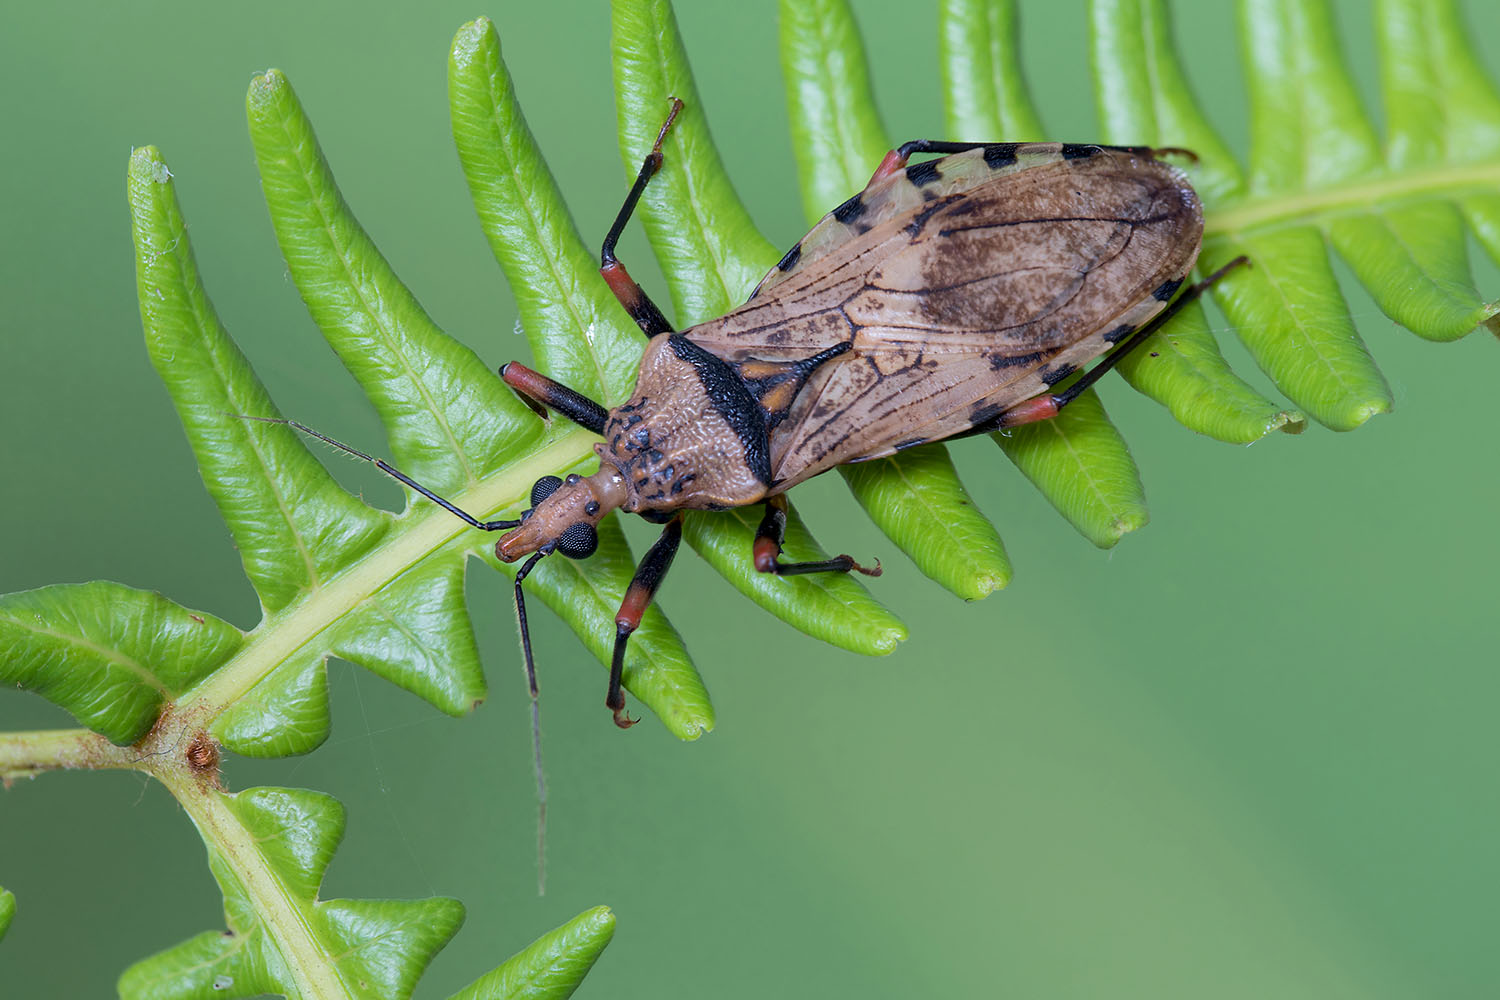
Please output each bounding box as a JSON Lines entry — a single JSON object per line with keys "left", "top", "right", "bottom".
{"left": 1208, "top": 157, "right": 1500, "bottom": 237}
{"left": 0, "top": 611, "right": 173, "bottom": 697}
{"left": 163, "top": 771, "right": 350, "bottom": 1000}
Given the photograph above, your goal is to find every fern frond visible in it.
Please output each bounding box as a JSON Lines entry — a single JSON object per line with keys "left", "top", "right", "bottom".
{"left": 2, "top": 1, "right": 1497, "bottom": 992}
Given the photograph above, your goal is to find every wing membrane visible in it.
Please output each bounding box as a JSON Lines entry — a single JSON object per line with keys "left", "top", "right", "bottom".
{"left": 684, "top": 146, "right": 1203, "bottom": 487}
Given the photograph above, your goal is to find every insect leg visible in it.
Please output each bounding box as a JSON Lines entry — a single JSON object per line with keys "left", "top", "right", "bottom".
{"left": 608, "top": 515, "right": 685, "bottom": 728}
{"left": 867, "top": 140, "right": 1189, "bottom": 184}
{"left": 996, "top": 256, "right": 1252, "bottom": 427}
{"left": 752, "top": 494, "right": 882, "bottom": 578}
{"left": 510, "top": 550, "right": 549, "bottom": 894}
{"left": 498, "top": 362, "right": 609, "bottom": 434}
{"left": 233, "top": 415, "right": 521, "bottom": 530}
{"left": 599, "top": 98, "right": 684, "bottom": 338}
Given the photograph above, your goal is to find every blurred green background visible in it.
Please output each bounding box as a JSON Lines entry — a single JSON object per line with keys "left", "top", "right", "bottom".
{"left": 3, "top": 1, "right": 1498, "bottom": 996}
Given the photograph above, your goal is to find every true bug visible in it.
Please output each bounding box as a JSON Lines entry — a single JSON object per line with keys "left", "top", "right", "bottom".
{"left": 288, "top": 98, "right": 1241, "bottom": 729}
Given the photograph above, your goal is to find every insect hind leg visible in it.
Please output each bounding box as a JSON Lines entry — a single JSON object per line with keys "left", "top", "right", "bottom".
{"left": 868, "top": 140, "right": 1194, "bottom": 185}
{"left": 752, "top": 494, "right": 881, "bottom": 578}
{"left": 599, "top": 98, "right": 683, "bottom": 338}
{"left": 993, "top": 256, "right": 1251, "bottom": 429}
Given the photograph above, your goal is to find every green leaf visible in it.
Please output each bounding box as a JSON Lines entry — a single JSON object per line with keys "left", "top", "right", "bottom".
{"left": 247, "top": 70, "right": 541, "bottom": 489}
{"left": 1380, "top": 0, "right": 1500, "bottom": 170}
{"left": 994, "top": 388, "right": 1148, "bottom": 549}
{"left": 1110, "top": 302, "right": 1304, "bottom": 443}
{"left": 0, "top": 582, "right": 242, "bottom": 745}
{"left": 130, "top": 145, "right": 393, "bottom": 615}
{"left": 1089, "top": 0, "right": 1305, "bottom": 442}
{"left": 939, "top": 0, "right": 1046, "bottom": 141}
{"left": 1204, "top": 227, "right": 1390, "bottom": 432}
{"left": 839, "top": 452, "right": 1011, "bottom": 601}
{"left": 1325, "top": 204, "right": 1494, "bottom": 341}
{"left": 0, "top": 887, "right": 14, "bottom": 943}
{"left": 1191, "top": 0, "right": 1500, "bottom": 424}
{"left": 449, "top": 19, "right": 644, "bottom": 407}
{"left": 1089, "top": 0, "right": 1245, "bottom": 204}
{"left": 612, "top": 0, "right": 779, "bottom": 320}
{"left": 118, "top": 785, "right": 464, "bottom": 1000}
{"left": 682, "top": 505, "right": 906, "bottom": 656}
{"left": 780, "top": 0, "right": 890, "bottom": 220}
{"left": 448, "top": 906, "right": 615, "bottom": 1000}
{"left": 126, "top": 89, "right": 706, "bottom": 753}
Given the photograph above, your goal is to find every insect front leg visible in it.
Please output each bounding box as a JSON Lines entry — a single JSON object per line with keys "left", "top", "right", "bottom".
{"left": 499, "top": 362, "right": 609, "bottom": 434}
{"left": 608, "top": 514, "right": 685, "bottom": 728}
{"left": 752, "top": 494, "right": 881, "bottom": 578}
{"left": 599, "top": 98, "right": 684, "bottom": 338}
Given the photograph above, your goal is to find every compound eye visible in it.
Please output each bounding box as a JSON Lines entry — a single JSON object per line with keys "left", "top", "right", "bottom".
{"left": 530, "top": 475, "right": 564, "bottom": 508}
{"left": 554, "top": 521, "right": 598, "bottom": 560}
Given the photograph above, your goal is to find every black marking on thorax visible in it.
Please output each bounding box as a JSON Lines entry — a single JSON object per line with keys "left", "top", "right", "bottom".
{"left": 734, "top": 342, "right": 852, "bottom": 432}
{"left": 666, "top": 335, "right": 773, "bottom": 485}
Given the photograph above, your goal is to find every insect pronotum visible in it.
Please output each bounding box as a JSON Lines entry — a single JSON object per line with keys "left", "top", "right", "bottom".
{"left": 278, "top": 98, "right": 1243, "bottom": 731}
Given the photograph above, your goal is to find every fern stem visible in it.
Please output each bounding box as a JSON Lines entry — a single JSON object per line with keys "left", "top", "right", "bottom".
{"left": 0, "top": 728, "right": 137, "bottom": 780}
{"left": 1208, "top": 160, "right": 1500, "bottom": 237}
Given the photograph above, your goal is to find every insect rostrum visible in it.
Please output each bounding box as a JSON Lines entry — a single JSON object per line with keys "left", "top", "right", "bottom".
{"left": 307, "top": 99, "right": 1230, "bottom": 729}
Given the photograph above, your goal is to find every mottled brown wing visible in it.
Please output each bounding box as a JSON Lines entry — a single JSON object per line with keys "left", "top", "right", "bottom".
{"left": 683, "top": 144, "right": 1202, "bottom": 489}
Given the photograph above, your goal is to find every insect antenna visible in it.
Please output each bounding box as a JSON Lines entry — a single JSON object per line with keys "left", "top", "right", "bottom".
{"left": 235, "top": 413, "right": 553, "bottom": 888}
{"left": 230, "top": 414, "right": 523, "bottom": 531}
{"left": 511, "top": 550, "right": 549, "bottom": 894}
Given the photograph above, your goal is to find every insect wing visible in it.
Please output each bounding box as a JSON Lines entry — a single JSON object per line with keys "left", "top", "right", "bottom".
{"left": 687, "top": 144, "right": 1202, "bottom": 486}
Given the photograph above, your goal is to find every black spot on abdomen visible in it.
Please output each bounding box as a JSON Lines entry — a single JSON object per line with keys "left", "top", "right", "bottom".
{"left": 1153, "top": 277, "right": 1184, "bottom": 301}
{"left": 1040, "top": 363, "right": 1076, "bottom": 387}
{"left": 983, "top": 144, "right": 1019, "bottom": 169}
{"left": 989, "top": 350, "right": 1046, "bottom": 370}
{"left": 833, "top": 193, "right": 865, "bottom": 225}
{"left": 905, "top": 159, "right": 941, "bottom": 187}
{"left": 777, "top": 242, "right": 802, "bottom": 272}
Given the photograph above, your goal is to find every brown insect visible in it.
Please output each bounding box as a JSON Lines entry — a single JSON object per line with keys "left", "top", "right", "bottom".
{"left": 291, "top": 99, "right": 1240, "bottom": 729}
